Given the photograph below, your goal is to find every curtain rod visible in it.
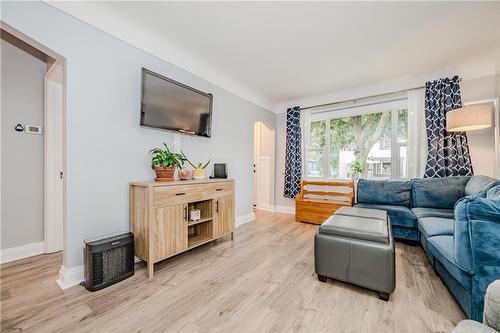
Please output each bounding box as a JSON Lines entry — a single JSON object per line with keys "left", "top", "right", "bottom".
{"left": 300, "top": 78, "right": 463, "bottom": 111}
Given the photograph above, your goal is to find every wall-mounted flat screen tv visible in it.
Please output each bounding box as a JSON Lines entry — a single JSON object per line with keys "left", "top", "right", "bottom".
{"left": 140, "top": 68, "right": 212, "bottom": 138}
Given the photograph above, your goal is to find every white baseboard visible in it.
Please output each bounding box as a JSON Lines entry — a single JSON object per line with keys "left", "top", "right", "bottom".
{"left": 274, "top": 205, "right": 295, "bottom": 215}
{"left": 255, "top": 204, "right": 276, "bottom": 213}
{"left": 56, "top": 264, "right": 84, "bottom": 289}
{"left": 55, "top": 212, "right": 257, "bottom": 290}
{"left": 254, "top": 205, "right": 295, "bottom": 214}
{"left": 236, "top": 212, "right": 256, "bottom": 227}
{"left": 0, "top": 241, "right": 46, "bottom": 264}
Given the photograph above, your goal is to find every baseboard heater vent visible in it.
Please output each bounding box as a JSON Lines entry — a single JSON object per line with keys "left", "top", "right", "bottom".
{"left": 83, "top": 232, "right": 134, "bottom": 291}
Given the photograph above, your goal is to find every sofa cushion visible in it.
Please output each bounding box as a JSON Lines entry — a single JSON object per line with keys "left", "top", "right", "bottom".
{"left": 465, "top": 175, "right": 500, "bottom": 198}
{"left": 392, "top": 225, "right": 419, "bottom": 241}
{"left": 354, "top": 203, "right": 417, "bottom": 228}
{"left": 357, "top": 179, "right": 412, "bottom": 207}
{"left": 487, "top": 184, "right": 500, "bottom": 201}
{"left": 411, "top": 207, "right": 455, "bottom": 219}
{"left": 427, "top": 235, "right": 472, "bottom": 290}
{"left": 418, "top": 217, "right": 454, "bottom": 239}
{"left": 411, "top": 176, "right": 470, "bottom": 209}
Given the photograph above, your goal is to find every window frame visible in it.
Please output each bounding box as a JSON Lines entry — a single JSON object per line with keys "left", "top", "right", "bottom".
{"left": 304, "top": 98, "right": 408, "bottom": 180}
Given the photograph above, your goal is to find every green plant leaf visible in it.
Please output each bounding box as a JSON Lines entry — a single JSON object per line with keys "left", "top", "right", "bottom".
{"left": 180, "top": 150, "right": 197, "bottom": 168}
{"left": 149, "top": 144, "right": 185, "bottom": 169}
{"left": 202, "top": 159, "right": 211, "bottom": 169}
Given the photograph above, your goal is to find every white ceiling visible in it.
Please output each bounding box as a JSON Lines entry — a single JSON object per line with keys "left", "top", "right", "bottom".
{"left": 48, "top": 1, "right": 500, "bottom": 112}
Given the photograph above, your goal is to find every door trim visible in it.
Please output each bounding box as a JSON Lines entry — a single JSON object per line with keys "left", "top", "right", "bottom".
{"left": 44, "top": 62, "right": 65, "bottom": 253}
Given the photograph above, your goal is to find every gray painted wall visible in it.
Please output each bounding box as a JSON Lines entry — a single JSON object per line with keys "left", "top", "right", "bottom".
{"left": 497, "top": 71, "right": 500, "bottom": 96}
{"left": 1, "top": 40, "right": 46, "bottom": 249}
{"left": 2, "top": 1, "right": 275, "bottom": 268}
{"left": 274, "top": 113, "right": 295, "bottom": 210}
{"left": 497, "top": 70, "right": 500, "bottom": 106}
{"left": 460, "top": 75, "right": 497, "bottom": 178}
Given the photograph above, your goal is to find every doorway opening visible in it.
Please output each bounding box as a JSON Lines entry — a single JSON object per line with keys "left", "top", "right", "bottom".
{"left": 1, "top": 25, "right": 66, "bottom": 265}
{"left": 253, "top": 121, "right": 275, "bottom": 212}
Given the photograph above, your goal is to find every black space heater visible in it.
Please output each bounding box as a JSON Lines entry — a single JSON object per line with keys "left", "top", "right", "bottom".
{"left": 84, "top": 232, "right": 134, "bottom": 291}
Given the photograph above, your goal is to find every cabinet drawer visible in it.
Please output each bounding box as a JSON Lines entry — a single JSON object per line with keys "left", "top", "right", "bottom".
{"left": 201, "top": 182, "right": 234, "bottom": 199}
{"left": 154, "top": 185, "right": 202, "bottom": 207}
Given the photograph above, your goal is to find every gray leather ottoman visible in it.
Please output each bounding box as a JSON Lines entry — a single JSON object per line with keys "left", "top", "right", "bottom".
{"left": 314, "top": 207, "right": 395, "bottom": 301}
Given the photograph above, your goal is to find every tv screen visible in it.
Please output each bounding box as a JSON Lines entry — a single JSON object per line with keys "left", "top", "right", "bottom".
{"left": 140, "top": 68, "right": 212, "bottom": 137}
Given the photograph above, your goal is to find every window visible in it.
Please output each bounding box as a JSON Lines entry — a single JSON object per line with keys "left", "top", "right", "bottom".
{"left": 397, "top": 108, "right": 408, "bottom": 179}
{"left": 307, "top": 121, "right": 326, "bottom": 177}
{"left": 379, "top": 138, "right": 391, "bottom": 150}
{"left": 305, "top": 100, "right": 408, "bottom": 180}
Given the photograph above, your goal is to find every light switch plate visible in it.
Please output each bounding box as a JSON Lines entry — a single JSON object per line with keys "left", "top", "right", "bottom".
{"left": 26, "top": 125, "right": 43, "bottom": 134}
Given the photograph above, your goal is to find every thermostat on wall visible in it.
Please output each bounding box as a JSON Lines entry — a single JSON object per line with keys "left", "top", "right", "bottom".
{"left": 26, "top": 125, "right": 43, "bottom": 134}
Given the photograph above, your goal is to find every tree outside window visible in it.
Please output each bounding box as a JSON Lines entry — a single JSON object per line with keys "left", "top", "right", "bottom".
{"left": 306, "top": 108, "right": 408, "bottom": 180}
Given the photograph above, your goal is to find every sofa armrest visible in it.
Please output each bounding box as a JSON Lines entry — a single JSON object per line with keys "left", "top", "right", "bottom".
{"left": 484, "top": 280, "right": 500, "bottom": 330}
{"left": 459, "top": 196, "right": 500, "bottom": 222}
{"left": 454, "top": 197, "right": 500, "bottom": 272}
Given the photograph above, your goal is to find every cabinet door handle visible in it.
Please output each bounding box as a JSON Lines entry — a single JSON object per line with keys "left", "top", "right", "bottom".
{"left": 184, "top": 206, "right": 188, "bottom": 221}
{"left": 216, "top": 200, "right": 219, "bottom": 214}
{"left": 176, "top": 192, "right": 186, "bottom": 196}
{"left": 216, "top": 188, "right": 223, "bottom": 191}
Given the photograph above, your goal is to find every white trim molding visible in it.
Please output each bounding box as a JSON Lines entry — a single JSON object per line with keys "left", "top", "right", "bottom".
{"left": 236, "top": 212, "right": 256, "bottom": 227}
{"left": 55, "top": 212, "right": 258, "bottom": 290}
{"left": 254, "top": 205, "right": 295, "bottom": 215}
{"left": 274, "top": 205, "right": 295, "bottom": 215}
{"left": 0, "top": 241, "right": 46, "bottom": 264}
{"left": 255, "top": 204, "right": 276, "bottom": 213}
{"left": 56, "top": 264, "right": 84, "bottom": 289}
{"left": 44, "top": 62, "right": 65, "bottom": 254}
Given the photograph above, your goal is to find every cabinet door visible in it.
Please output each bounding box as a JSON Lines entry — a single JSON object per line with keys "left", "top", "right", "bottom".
{"left": 151, "top": 204, "right": 188, "bottom": 261}
{"left": 213, "top": 196, "right": 235, "bottom": 238}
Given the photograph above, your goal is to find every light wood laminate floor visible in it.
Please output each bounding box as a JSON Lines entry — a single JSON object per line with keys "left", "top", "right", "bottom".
{"left": 1, "top": 210, "right": 464, "bottom": 332}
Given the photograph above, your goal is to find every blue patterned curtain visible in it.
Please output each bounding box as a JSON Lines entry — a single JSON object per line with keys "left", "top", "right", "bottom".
{"left": 284, "top": 106, "right": 302, "bottom": 198}
{"left": 424, "top": 76, "right": 473, "bottom": 178}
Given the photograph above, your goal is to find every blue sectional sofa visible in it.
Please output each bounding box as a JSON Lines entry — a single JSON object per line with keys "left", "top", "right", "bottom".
{"left": 354, "top": 175, "right": 500, "bottom": 321}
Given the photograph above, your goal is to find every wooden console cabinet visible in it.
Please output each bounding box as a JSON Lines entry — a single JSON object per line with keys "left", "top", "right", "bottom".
{"left": 129, "top": 179, "right": 235, "bottom": 279}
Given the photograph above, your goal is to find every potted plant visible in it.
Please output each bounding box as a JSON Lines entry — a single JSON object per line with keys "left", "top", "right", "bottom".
{"left": 181, "top": 150, "right": 210, "bottom": 180}
{"left": 351, "top": 161, "right": 363, "bottom": 181}
{"left": 149, "top": 144, "right": 185, "bottom": 181}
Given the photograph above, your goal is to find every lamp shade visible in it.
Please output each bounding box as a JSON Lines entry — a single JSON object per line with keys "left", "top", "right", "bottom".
{"left": 446, "top": 104, "right": 493, "bottom": 132}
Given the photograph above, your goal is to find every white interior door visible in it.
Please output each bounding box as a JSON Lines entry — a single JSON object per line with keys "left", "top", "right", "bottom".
{"left": 254, "top": 121, "right": 275, "bottom": 211}
{"left": 256, "top": 156, "right": 271, "bottom": 208}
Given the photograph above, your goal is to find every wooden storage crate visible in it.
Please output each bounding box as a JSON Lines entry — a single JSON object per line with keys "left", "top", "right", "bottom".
{"left": 295, "top": 179, "right": 354, "bottom": 225}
